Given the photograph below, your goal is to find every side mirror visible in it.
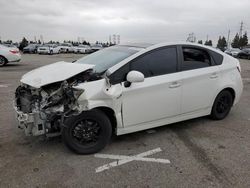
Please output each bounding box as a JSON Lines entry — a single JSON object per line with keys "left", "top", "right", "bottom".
{"left": 126, "top": 71, "right": 144, "bottom": 83}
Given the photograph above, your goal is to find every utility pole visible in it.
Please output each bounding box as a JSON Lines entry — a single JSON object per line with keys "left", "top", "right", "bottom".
{"left": 109, "top": 35, "right": 111, "bottom": 44}
{"left": 239, "top": 21, "right": 243, "bottom": 37}
{"left": 117, "top": 35, "right": 120, "bottom": 44}
{"left": 113, "top": 34, "right": 116, "bottom": 45}
{"left": 227, "top": 30, "right": 230, "bottom": 49}
{"left": 40, "top": 35, "right": 44, "bottom": 44}
{"left": 186, "top": 33, "right": 196, "bottom": 43}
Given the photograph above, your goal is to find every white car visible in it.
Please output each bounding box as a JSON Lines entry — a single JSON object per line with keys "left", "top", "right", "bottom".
{"left": 73, "top": 45, "right": 91, "bottom": 54}
{"left": 90, "top": 44, "right": 103, "bottom": 52}
{"left": 58, "top": 43, "right": 74, "bottom": 53}
{"left": 0, "top": 44, "right": 21, "bottom": 66}
{"left": 37, "top": 44, "right": 61, "bottom": 55}
{"left": 225, "top": 48, "right": 241, "bottom": 57}
{"left": 14, "top": 42, "right": 243, "bottom": 154}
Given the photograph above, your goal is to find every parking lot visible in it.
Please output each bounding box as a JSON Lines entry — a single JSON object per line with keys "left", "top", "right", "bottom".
{"left": 0, "top": 54, "right": 250, "bottom": 187}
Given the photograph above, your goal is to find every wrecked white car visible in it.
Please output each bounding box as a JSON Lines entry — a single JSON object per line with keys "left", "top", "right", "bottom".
{"left": 14, "top": 43, "right": 243, "bottom": 154}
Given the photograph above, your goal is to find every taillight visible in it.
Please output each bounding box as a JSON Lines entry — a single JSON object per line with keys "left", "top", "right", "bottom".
{"left": 9, "top": 50, "right": 19, "bottom": 54}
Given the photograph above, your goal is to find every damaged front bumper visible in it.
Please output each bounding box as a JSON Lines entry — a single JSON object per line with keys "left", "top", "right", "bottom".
{"left": 13, "top": 101, "right": 46, "bottom": 136}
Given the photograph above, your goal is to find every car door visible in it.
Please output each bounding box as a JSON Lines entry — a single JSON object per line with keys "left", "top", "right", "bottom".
{"left": 117, "top": 46, "right": 182, "bottom": 127}
{"left": 179, "top": 45, "right": 220, "bottom": 114}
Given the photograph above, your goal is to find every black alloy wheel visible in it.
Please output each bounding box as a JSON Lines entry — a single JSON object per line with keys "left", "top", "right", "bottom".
{"left": 62, "top": 109, "right": 112, "bottom": 154}
{"left": 72, "top": 119, "right": 101, "bottom": 145}
{"left": 210, "top": 90, "right": 233, "bottom": 120}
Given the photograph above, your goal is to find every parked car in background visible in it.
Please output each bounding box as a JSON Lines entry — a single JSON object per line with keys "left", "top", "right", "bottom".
{"left": 14, "top": 42, "right": 243, "bottom": 154}
{"left": 37, "top": 44, "right": 61, "bottom": 55}
{"left": 90, "top": 44, "right": 103, "bottom": 53}
{"left": 58, "top": 43, "right": 74, "bottom": 53}
{"left": 0, "top": 44, "right": 21, "bottom": 66}
{"left": 73, "top": 45, "right": 91, "bottom": 54}
{"left": 2, "top": 43, "right": 17, "bottom": 48}
{"left": 23, "top": 44, "right": 40, "bottom": 54}
{"left": 237, "top": 48, "right": 250, "bottom": 59}
{"left": 224, "top": 48, "right": 241, "bottom": 57}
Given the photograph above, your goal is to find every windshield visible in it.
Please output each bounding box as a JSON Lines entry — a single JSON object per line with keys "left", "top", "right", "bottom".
{"left": 76, "top": 46, "right": 140, "bottom": 73}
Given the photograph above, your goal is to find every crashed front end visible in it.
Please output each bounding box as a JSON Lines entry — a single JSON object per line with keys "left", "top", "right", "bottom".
{"left": 14, "top": 81, "right": 85, "bottom": 136}
{"left": 13, "top": 62, "right": 103, "bottom": 137}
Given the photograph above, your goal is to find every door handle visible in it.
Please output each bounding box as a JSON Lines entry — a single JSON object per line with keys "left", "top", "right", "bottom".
{"left": 210, "top": 72, "right": 218, "bottom": 79}
{"left": 169, "top": 81, "right": 181, "bottom": 88}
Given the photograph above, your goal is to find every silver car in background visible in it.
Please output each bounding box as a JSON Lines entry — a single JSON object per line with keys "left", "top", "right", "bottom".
{"left": 0, "top": 44, "right": 21, "bottom": 66}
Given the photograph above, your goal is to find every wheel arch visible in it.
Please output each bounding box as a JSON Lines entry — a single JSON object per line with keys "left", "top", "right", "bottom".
{"left": 93, "top": 106, "right": 117, "bottom": 135}
{"left": 212, "top": 87, "right": 236, "bottom": 108}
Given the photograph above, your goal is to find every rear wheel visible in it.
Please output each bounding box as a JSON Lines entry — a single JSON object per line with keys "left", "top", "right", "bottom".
{"left": 210, "top": 90, "right": 233, "bottom": 120}
{"left": 62, "top": 110, "right": 112, "bottom": 154}
{"left": 0, "top": 56, "right": 7, "bottom": 67}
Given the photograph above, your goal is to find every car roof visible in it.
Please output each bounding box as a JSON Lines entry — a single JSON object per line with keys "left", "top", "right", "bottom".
{"left": 119, "top": 43, "right": 154, "bottom": 49}
{"left": 121, "top": 42, "right": 224, "bottom": 56}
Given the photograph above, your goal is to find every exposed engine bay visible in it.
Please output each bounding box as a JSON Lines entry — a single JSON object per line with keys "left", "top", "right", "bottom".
{"left": 15, "top": 69, "right": 103, "bottom": 136}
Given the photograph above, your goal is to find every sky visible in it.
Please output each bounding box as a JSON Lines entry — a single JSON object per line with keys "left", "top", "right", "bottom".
{"left": 0, "top": 0, "right": 249, "bottom": 44}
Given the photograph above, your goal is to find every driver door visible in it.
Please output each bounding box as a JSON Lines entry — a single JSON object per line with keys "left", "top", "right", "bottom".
{"left": 120, "top": 46, "right": 182, "bottom": 127}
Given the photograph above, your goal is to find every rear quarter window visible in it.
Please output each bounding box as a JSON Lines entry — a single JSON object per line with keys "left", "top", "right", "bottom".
{"left": 209, "top": 50, "right": 224, "bottom": 65}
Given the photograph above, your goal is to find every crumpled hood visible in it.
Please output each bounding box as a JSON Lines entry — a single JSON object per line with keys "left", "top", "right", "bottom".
{"left": 21, "top": 61, "right": 95, "bottom": 88}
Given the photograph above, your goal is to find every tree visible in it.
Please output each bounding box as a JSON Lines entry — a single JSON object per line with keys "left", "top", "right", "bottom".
{"left": 231, "top": 33, "right": 240, "bottom": 48}
{"left": 198, "top": 40, "right": 203, "bottom": 44}
{"left": 204, "top": 40, "right": 212, "bottom": 46}
{"left": 19, "top": 37, "right": 29, "bottom": 51}
{"left": 38, "top": 40, "right": 41, "bottom": 44}
{"left": 239, "top": 32, "right": 248, "bottom": 47}
{"left": 217, "top": 36, "right": 227, "bottom": 51}
{"left": 82, "top": 40, "right": 88, "bottom": 45}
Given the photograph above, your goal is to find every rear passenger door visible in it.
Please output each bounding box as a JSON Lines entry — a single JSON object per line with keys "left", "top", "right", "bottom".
{"left": 180, "top": 45, "right": 220, "bottom": 114}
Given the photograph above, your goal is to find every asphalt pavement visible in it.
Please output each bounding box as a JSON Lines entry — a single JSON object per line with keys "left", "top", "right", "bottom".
{"left": 0, "top": 54, "right": 250, "bottom": 188}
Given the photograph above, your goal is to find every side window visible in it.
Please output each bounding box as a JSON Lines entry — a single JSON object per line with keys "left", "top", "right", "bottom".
{"left": 130, "top": 47, "right": 177, "bottom": 78}
{"left": 182, "top": 47, "right": 211, "bottom": 71}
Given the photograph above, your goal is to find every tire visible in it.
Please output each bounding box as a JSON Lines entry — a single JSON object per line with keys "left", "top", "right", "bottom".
{"left": 0, "top": 56, "right": 7, "bottom": 67}
{"left": 210, "top": 90, "right": 233, "bottom": 120}
{"left": 62, "top": 109, "right": 112, "bottom": 154}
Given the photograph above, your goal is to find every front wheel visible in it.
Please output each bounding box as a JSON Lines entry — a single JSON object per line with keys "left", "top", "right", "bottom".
{"left": 0, "top": 56, "right": 7, "bottom": 67}
{"left": 210, "top": 90, "right": 233, "bottom": 120}
{"left": 62, "top": 110, "right": 112, "bottom": 154}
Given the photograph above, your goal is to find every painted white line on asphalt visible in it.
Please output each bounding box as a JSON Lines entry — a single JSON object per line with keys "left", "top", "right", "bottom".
{"left": 0, "top": 84, "right": 8, "bottom": 88}
{"left": 94, "top": 147, "right": 170, "bottom": 173}
{"left": 243, "top": 78, "right": 250, "bottom": 81}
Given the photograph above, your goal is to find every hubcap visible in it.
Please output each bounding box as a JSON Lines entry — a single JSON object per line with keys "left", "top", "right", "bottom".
{"left": 216, "top": 96, "right": 230, "bottom": 114}
{"left": 72, "top": 119, "right": 101, "bottom": 144}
